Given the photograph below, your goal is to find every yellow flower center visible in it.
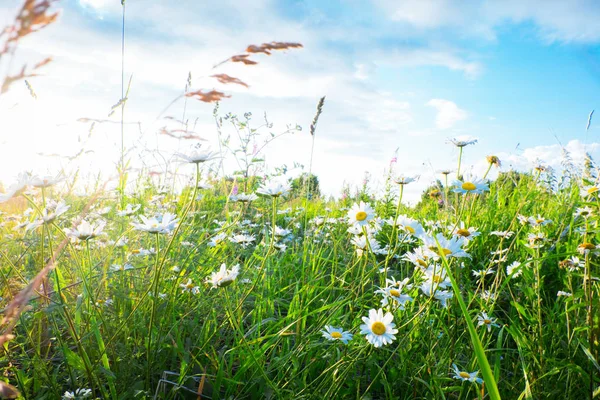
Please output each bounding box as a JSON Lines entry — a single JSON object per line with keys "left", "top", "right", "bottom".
{"left": 132, "top": 249, "right": 140, "bottom": 254}
{"left": 331, "top": 331, "right": 342, "bottom": 339}
{"left": 461, "top": 182, "right": 476, "bottom": 191}
{"left": 355, "top": 211, "right": 368, "bottom": 221}
{"left": 484, "top": 319, "right": 491, "bottom": 324}
{"left": 432, "top": 274, "right": 444, "bottom": 284}
{"left": 588, "top": 187, "right": 599, "bottom": 194}
{"left": 456, "top": 228, "right": 471, "bottom": 237}
{"left": 459, "top": 371, "right": 470, "bottom": 379}
{"left": 417, "top": 259, "right": 428, "bottom": 268}
{"left": 371, "top": 321, "right": 386, "bottom": 336}
{"left": 580, "top": 242, "right": 596, "bottom": 250}
{"left": 389, "top": 289, "right": 401, "bottom": 297}
{"left": 429, "top": 247, "right": 452, "bottom": 256}
{"left": 536, "top": 219, "right": 544, "bottom": 224}
{"left": 185, "top": 282, "right": 195, "bottom": 289}
{"left": 405, "top": 226, "right": 415, "bottom": 234}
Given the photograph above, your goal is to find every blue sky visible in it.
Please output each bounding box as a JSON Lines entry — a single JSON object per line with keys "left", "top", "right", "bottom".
{"left": 2, "top": 0, "right": 600, "bottom": 201}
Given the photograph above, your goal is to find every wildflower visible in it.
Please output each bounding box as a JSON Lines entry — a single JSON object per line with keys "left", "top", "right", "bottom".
{"left": 423, "top": 233, "right": 470, "bottom": 259}
{"left": 65, "top": 219, "right": 106, "bottom": 241}
{"left": 29, "top": 173, "right": 64, "bottom": 188}
{"left": 229, "top": 234, "right": 256, "bottom": 247}
{"left": 434, "top": 290, "right": 453, "bottom": 307}
{"left": 452, "top": 178, "right": 489, "bottom": 195}
{"left": 26, "top": 201, "right": 70, "bottom": 231}
{"left": 403, "top": 248, "right": 432, "bottom": 269}
{"left": 451, "top": 222, "right": 480, "bottom": 241}
{"left": 557, "top": 290, "right": 573, "bottom": 298}
{"left": 180, "top": 279, "right": 200, "bottom": 294}
{"left": 175, "top": 148, "right": 220, "bottom": 164}
{"left": 437, "top": 169, "right": 453, "bottom": 176}
{"left": 472, "top": 269, "right": 494, "bottom": 278}
{"left": 230, "top": 193, "right": 258, "bottom": 203}
{"left": 559, "top": 256, "right": 584, "bottom": 272}
{"left": 525, "top": 232, "right": 546, "bottom": 249}
{"left": 347, "top": 201, "right": 375, "bottom": 227}
{"left": 207, "top": 232, "right": 227, "bottom": 247}
{"left": 506, "top": 261, "right": 523, "bottom": 277}
{"left": 574, "top": 206, "right": 594, "bottom": 219}
{"left": 359, "top": 308, "right": 398, "bottom": 347}
{"left": 447, "top": 136, "right": 478, "bottom": 147}
{"left": 486, "top": 155, "right": 501, "bottom": 168}
{"left": 274, "top": 226, "right": 292, "bottom": 237}
{"left": 578, "top": 242, "right": 599, "bottom": 255}
{"left": 420, "top": 265, "right": 451, "bottom": 296}
{"left": 207, "top": 263, "right": 240, "bottom": 288}
{"left": 62, "top": 388, "right": 92, "bottom": 399}
{"left": 582, "top": 184, "right": 600, "bottom": 198}
{"left": 387, "top": 215, "right": 424, "bottom": 237}
{"left": 477, "top": 312, "right": 500, "bottom": 332}
{"left": 131, "top": 212, "right": 179, "bottom": 234}
{"left": 375, "top": 284, "right": 413, "bottom": 309}
{"left": 110, "top": 263, "right": 133, "bottom": 272}
{"left": 351, "top": 234, "right": 382, "bottom": 256}
{"left": 392, "top": 174, "right": 419, "bottom": 185}
{"left": 256, "top": 179, "right": 291, "bottom": 197}
{"left": 490, "top": 230, "right": 514, "bottom": 238}
{"left": 525, "top": 215, "right": 552, "bottom": 228}
{"left": 321, "top": 326, "right": 353, "bottom": 344}
{"left": 116, "top": 203, "right": 141, "bottom": 217}
{"left": 0, "top": 172, "right": 30, "bottom": 203}
{"left": 451, "top": 364, "right": 483, "bottom": 384}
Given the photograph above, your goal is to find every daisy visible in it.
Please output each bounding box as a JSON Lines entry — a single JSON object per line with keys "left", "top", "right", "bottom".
{"left": 132, "top": 212, "right": 178, "bottom": 234}
{"left": 29, "top": 174, "right": 64, "bottom": 188}
{"left": 578, "top": 242, "right": 599, "bottom": 255}
{"left": 477, "top": 312, "right": 500, "bottom": 332}
{"left": 574, "top": 206, "right": 594, "bottom": 219}
{"left": 175, "top": 148, "right": 220, "bottom": 164}
{"left": 392, "top": 174, "right": 419, "bottom": 185}
{"left": 526, "top": 214, "right": 552, "bottom": 227}
{"left": 452, "top": 178, "right": 489, "bottom": 195}
{"left": 0, "top": 172, "right": 30, "bottom": 203}
{"left": 207, "top": 232, "right": 228, "bottom": 247}
{"left": 451, "top": 222, "right": 481, "bottom": 241}
{"left": 359, "top": 308, "right": 398, "bottom": 347}
{"left": 110, "top": 263, "right": 133, "bottom": 272}
{"left": 557, "top": 290, "right": 573, "bottom": 298}
{"left": 65, "top": 219, "right": 106, "bottom": 241}
{"left": 207, "top": 263, "right": 240, "bottom": 288}
{"left": 451, "top": 364, "right": 483, "bottom": 384}
{"left": 375, "top": 285, "right": 413, "bottom": 309}
{"left": 447, "top": 136, "right": 478, "bottom": 148}
{"left": 180, "top": 279, "right": 200, "bottom": 294}
{"left": 230, "top": 193, "right": 258, "bottom": 203}
{"left": 490, "top": 230, "right": 514, "bottom": 238}
{"left": 274, "top": 226, "right": 292, "bottom": 237}
{"left": 229, "top": 234, "right": 256, "bottom": 247}
{"left": 525, "top": 232, "right": 546, "bottom": 249}
{"left": 434, "top": 290, "right": 454, "bottom": 307}
{"left": 506, "top": 261, "right": 523, "bottom": 278}
{"left": 423, "top": 233, "right": 470, "bottom": 259}
{"left": 116, "top": 203, "right": 141, "bottom": 217}
{"left": 472, "top": 268, "right": 494, "bottom": 278}
{"left": 347, "top": 202, "right": 375, "bottom": 227}
{"left": 351, "top": 234, "right": 382, "bottom": 255}
{"left": 486, "top": 155, "right": 501, "bottom": 168}
{"left": 582, "top": 184, "right": 600, "bottom": 198}
{"left": 403, "top": 247, "right": 434, "bottom": 269}
{"left": 387, "top": 215, "right": 425, "bottom": 237}
{"left": 256, "top": 179, "right": 292, "bottom": 198}
{"left": 420, "top": 265, "right": 452, "bottom": 296}
{"left": 321, "top": 326, "right": 353, "bottom": 344}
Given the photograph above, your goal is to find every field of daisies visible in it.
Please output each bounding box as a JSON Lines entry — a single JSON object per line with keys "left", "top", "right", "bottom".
{"left": 0, "top": 138, "right": 599, "bottom": 400}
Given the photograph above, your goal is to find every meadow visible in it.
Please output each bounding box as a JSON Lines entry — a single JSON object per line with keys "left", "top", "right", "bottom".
{"left": 1, "top": 1, "right": 600, "bottom": 399}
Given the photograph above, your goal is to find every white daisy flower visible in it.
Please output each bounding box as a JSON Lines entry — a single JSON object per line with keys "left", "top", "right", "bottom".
{"left": 477, "top": 311, "right": 500, "bottom": 332}
{"left": 131, "top": 212, "right": 179, "bottom": 234}
{"left": 230, "top": 193, "right": 258, "bottom": 203}
{"left": 347, "top": 201, "right": 375, "bottom": 227}
{"left": 452, "top": 178, "right": 489, "bottom": 195}
{"left": 451, "top": 364, "right": 483, "bottom": 384}
{"left": 506, "top": 261, "right": 523, "bottom": 278}
{"left": 321, "top": 325, "right": 353, "bottom": 344}
{"left": 65, "top": 219, "right": 106, "bottom": 241}
{"left": 256, "top": 179, "right": 292, "bottom": 198}
{"left": 175, "top": 149, "right": 221, "bottom": 164}
{"left": 447, "top": 136, "right": 478, "bottom": 148}
{"left": 207, "top": 263, "right": 240, "bottom": 288}
{"left": 359, "top": 308, "right": 398, "bottom": 347}
{"left": 557, "top": 290, "right": 573, "bottom": 298}
{"left": 180, "top": 279, "right": 200, "bottom": 294}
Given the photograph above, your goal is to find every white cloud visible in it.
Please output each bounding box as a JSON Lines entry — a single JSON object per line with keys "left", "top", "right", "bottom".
{"left": 426, "top": 99, "right": 468, "bottom": 130}
{"left": 376, "top": 0, "right": 600, "bottom": 44}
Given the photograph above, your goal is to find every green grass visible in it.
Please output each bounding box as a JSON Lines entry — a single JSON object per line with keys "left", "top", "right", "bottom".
{"left": 0, "top": 162, "right": 599, "bottom": 400}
